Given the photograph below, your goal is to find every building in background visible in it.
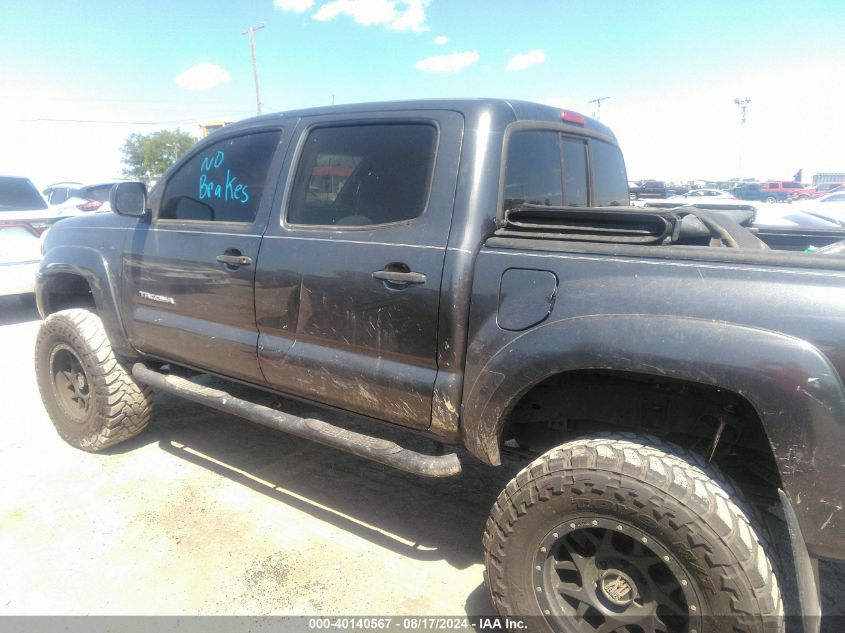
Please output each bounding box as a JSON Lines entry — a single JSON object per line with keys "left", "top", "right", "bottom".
{"left": 199, "top": 121, "right": 234, "bottom": 138}
{"left": 813, "top": 172, "right": 845, "bottom": 186}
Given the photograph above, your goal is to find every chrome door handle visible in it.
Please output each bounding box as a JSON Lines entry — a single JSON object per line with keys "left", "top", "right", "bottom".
{"left": 216, "top": 254, "right": 252, "bottom": 267}
{"left": 371, "top": 270, "right": 427, "bottom": 285}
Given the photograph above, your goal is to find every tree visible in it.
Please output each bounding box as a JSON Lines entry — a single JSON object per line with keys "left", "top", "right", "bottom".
{"left": 120, "top": 129, "right": 196, "bottom": 185}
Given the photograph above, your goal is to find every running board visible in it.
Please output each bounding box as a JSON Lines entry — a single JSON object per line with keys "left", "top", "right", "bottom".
{"left": 132, "top": 363, "right": 462, "bottom": 478}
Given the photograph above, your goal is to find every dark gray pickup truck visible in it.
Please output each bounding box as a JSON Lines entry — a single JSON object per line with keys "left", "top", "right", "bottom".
{"left": 34, "top": 99, "right": 844, "bottom": 633}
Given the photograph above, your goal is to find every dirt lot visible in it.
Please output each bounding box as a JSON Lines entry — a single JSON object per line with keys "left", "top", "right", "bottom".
{"left": 0, "top": 296, "right": 842, "bottom": 628}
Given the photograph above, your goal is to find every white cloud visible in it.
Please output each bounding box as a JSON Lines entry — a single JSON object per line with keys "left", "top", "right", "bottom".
{"left": 175, "top": 63, "right": 230, "bottom": 91}
{"left": 434, "top": 35, "right": 448, "bottom": 45}
{"left": 389, "top": 0, "right": 428, "bottom": 32}
{"left": 275, "top": 0, "right": 314, "bottom": 12}
{"left": 313, "top": 0, "right": 429, "bottom": 32}
{"left": 505, "top": 49, "right": 547, "bottom": 72}
{"left": 415, "top": 50, "right": 479, "bottom": 73}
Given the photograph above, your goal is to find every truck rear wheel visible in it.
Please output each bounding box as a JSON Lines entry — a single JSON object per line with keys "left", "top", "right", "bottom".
{"left": 484, "top": 435, "right": 783, "bottom": 633}
{"left": 35, "top": 309, "right": 153, "bottom": 451}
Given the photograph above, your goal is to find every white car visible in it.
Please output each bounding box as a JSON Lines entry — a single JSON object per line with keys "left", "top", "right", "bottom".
{"left": 1, "top": 176, "right": 60, "bottom": 301}
{"left": 788, "top": 191, "right": 845, "bottom": 225}
{"left": 664, "top": 188, "right": 737, "bottom": 204}
{"left": 42, "top": 181, "right": 123, "bottom": 216}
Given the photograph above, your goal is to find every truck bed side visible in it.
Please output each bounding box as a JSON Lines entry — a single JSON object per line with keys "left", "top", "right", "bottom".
{"left": 462, "top": 240, "right": 845, "bottom": 560}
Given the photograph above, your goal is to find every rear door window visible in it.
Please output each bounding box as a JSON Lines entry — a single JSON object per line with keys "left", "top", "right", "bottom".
{"left": 287, "top": 123, "right": 437, "bottom": 227}
{"left": 159, "top": 131, "right": 281, "bottom": 223}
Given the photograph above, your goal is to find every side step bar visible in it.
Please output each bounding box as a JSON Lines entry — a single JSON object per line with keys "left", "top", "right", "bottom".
{"left": 132, "top": 363, "right": 462, "bottom": 478}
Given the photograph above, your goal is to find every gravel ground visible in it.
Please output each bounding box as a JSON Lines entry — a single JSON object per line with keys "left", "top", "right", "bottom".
{"left": 0, "top": 295, "right": 842, "bottom": 630}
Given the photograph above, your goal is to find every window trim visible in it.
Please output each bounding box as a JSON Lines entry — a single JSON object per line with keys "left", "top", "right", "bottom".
{"left": 281, "top": 119, "right": 441, "bottom": 232}
{"left": 154, "top": 127, "right": 284, "bottom": 227}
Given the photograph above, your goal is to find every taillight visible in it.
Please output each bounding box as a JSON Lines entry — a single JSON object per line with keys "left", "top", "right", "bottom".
{"left": 77, "top": 199, "right": 102, "bottom": 212}
{"left": 0, "top": 221, "right": 48, "bottom": 236}
{"left": 561, "top": 110, "right": 586, "bottom": 126}
{"left": 29, "top": 221, "right": 50, "bottom": 235}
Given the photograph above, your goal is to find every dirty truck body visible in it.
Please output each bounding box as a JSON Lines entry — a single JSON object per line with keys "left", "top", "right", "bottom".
{"left": 36, "top": 99, "right": 844, "bottom": 631}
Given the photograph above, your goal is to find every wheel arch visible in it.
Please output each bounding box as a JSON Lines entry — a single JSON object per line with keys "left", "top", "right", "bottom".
{"left": 461, "top": 314, "right": 845, "bottom": 558}
{"left": 36, "top": 245, "right": 136, "bottom": 358}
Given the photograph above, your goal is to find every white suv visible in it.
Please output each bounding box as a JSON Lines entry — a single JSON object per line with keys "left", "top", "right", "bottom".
{"left": 0, "top": 176, "right": 59, "bottom": 301}
{"left": 43, "top": 181, "right": 123, "bottom": 216}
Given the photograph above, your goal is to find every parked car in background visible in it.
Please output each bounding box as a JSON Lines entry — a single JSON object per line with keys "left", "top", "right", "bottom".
{"left": 0, "top": 175, "right": 59, "bottom": 302}
{"left": 759, "top": 181, "right": 813, "bottom": 203}
{"left": 628, "top": 179, "right": 675, "bottom": 200}
{"left": 41, "top": 181, "right": 82, "bottom": 206}
{"left": 670, "top": 187, "right": 736, "bottom": 201}
{"left": 730, "top": 182, "right": 763, "bottom": 201}
{"left": 788, "top": 182, "right": 844, "bottom": 201}
{"left": 44, "top": 181, "right": 124, "bottom": 216}
{"left": 732, "top": 181, "right": 815, "bottom": 203}
{"left": 753, "top": 204, "right": 843, "bottom": 228}
{"left": 789, "top": 191, "right": 845, "bottom": 224}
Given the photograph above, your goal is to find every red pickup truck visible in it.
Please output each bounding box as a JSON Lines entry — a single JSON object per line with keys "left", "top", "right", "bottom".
{"left": 790, "top": 182, "right": 844, "bottom": 201}
{"left": 759, "top": 181, "right": 814, "bottom": 202}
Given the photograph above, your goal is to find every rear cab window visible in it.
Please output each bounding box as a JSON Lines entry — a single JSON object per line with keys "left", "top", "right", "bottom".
{"left": 503, "top": 129, "right": 629, "bottom": 211}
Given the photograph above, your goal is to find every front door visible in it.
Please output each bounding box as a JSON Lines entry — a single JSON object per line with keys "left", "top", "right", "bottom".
{"left": 122, "top": 129, "right": 285, "bottom": 383}
{"left": 255, "top": 113, "right": 463, "bottom": 428}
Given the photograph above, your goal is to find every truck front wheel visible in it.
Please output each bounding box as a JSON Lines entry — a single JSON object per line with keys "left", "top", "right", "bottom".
{"left": 484, "top": 435, "right": 783, "bottom": 633}
{"left": 35, "top": 309, "right": 153, "bottom": 451}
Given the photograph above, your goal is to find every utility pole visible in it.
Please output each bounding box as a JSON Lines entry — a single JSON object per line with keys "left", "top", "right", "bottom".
{"left": 734, "top": 96, "right": 751, "bottom": 125}
{"left": 734, "top": 97, "right": 751, "bottom": 179}
{"left": 243, "top": 23, "right": 265, "bottom": 116}
{"left": 588, "top": 96, "right": 611, "bottom": 120}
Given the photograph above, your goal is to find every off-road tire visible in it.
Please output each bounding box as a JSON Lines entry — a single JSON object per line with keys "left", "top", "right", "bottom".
{"left": 484, "top": 434, "right": 783, "bottom": 633}
{"left": 35, "top": 308, "right": 152, "bottom": 451}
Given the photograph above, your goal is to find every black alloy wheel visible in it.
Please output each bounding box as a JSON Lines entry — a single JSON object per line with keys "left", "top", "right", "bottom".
{"left": 534, "top": 518, "right": 697, "bottom": 633}
{"left": 50, "top": 344, "right": 92, "bottom": 422}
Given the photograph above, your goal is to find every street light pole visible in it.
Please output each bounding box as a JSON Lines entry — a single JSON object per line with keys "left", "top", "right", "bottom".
{"left": 243, "top": 23, "right": 265, "bottom": 116}
{"left": 734, "top": 97, "right": 751, "bottom": 179}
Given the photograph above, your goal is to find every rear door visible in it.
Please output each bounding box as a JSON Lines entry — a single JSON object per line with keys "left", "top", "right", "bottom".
{"left": 255, "top": 112, "right": 463, "bottom": 429}
{"left": 122, "top": 128, "right": 286, "bottom": 383}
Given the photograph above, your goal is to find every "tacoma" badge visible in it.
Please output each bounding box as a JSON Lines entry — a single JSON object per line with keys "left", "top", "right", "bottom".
{"left": 138, "top": 291, "right": 175, "bottom": 305}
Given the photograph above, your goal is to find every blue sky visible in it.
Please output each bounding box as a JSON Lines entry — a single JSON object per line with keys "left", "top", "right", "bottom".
{"left": 1, "top": 0, "right": 844, "bottom": 186}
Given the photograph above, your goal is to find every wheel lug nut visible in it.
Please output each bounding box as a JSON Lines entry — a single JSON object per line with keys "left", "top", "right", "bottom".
{"left": 536, "top": 586, "right": 542, "bottom": 593}
{"left": 540, "top": 546, "right": 547, "bottom": 553}
{"left": 535, "top": 565, "right": 541, "bottom": 571}
{"left": 591, "top": 520, "right": 598, "bottom": 526}
{"left": 663, "top": 555, "right": 670, "bottom": 562}
{"left": 690, "top": 604, "right": 697, "bottom": 611}
{"left": 681, "top": 579, "right": 688, "bottom": 587}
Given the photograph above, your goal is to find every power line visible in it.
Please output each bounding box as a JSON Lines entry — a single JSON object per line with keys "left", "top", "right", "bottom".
{"left": 15, "top": 117, "right": 198, "bottom": 125}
